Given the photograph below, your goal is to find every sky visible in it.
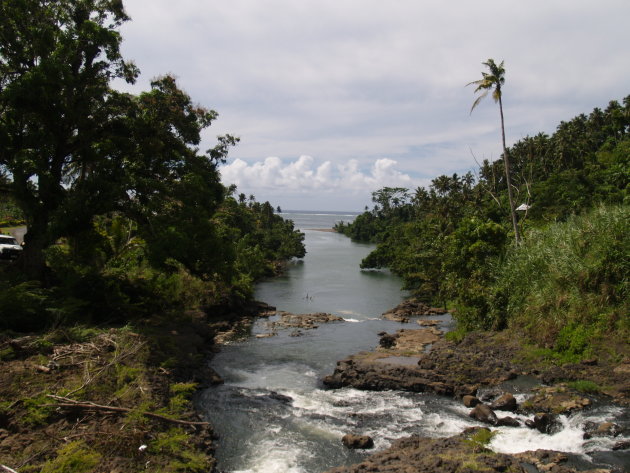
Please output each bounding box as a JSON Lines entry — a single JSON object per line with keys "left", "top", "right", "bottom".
{"left": 116, "top": 0, "right": 630, "bottom": 211}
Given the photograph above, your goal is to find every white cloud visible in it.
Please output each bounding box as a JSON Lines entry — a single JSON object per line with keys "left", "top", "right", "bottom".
{"left": 116, "top": 0, "right": 630, "bottom": 209}
{"left": 220, "top": 156, "right": 418, "bottom": 209}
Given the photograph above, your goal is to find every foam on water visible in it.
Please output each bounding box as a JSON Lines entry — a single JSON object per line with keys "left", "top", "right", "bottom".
{"left": 491, "top": 415, "right": 585, "bottom": 454}
{"left": 230, "top": 438, "right": 310, "bottom": 473}
{"left": 489, "top": 405, "right": 630, "bottom": 459}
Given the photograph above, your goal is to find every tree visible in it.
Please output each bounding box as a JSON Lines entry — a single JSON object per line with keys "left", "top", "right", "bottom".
{"left": 0, "top": 0, "right": 138, "bottom": 279}
{"left": 468, "top": 59, "right": 521, "bottom": 244}
{"left": 0, "top": 2, "right": 239, "bottom": 282}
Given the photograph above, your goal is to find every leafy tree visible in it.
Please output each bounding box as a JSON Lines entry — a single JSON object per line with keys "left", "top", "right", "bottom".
{"left": 468, "top": 59, "right": 521, "bottom": 244}
{"left": 0, "top": 0, "right": 138, "bottom": 279}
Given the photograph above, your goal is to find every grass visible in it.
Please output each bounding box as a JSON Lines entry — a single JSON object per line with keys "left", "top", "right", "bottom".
{"left": 0, "top": 321, "right": 216, "bottom": 472}
{"left": 40, "top": 441, "right": 101, "bottom": 473}
{"left": 567, "top": 380, "right": 602, "bottom": 394}
{"left": 492, "top": 205, "right": 629, "bottom": 358}
{"left": 467, "top": 428, "right": 497, "bottom": 447}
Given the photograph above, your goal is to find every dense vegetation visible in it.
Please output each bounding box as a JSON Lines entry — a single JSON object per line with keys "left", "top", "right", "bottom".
{"left": 0, "top": 0, "right": 305, "bottom": 333}
{"left": 336, "top": 97, "right": 629, "bottom": 357}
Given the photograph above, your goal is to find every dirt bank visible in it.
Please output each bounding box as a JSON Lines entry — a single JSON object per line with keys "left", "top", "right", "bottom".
{"left": 0, "top": 302, "right": 271, "bottom": 473}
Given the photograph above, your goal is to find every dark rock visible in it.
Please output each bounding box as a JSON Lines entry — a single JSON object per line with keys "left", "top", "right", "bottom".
{"left": 322, "top": 332, "right": 521, "bottom": 399}
{"left": 322, "top": 375, "right": 344, "bottom": 389}
{"left": 382, "top": 299, "right": 447, "bottom": 322}
{"left": 326, "top": 431, "right": 522, "bottom": 473}
{"left": 379, "top": 333, "right": 397, "bottom": 348}
{"left": 262, "top": 392, "right": 293, "bottom": 404}
{"left": 417, "top": 357, "right": 435, "bottom": 370}
{"left": 490, "top": 392, "right": 517, "bottom": 412}
{"left": 268, "top": 312, "right": 344, "bottom": 331}
{"left": 429, "top": 382, "right": 453, "bottom": 396}
{"left": 455, "top": 384, "right": 479, "bottom": 398}
{"left": 341, "top": 434, "right": 374, "bottom": 449}
{"left": 497, "top": 416, "right": 521, "bottom": 427}
{"left": 612, "top": 440, "right": 630, "bottom": 451}
{"left": 525, "top": 413, "right": 554, "bottom": 434}
{"left": 479, "top": 388, "right": 502, "bottom": 402}
{"left": 468, "top": 404, "right": 498, "bottom": 425}
{"left": 196, "top": 366, "right": 224, "bottom": 386}
{"left": 462, "top": 395, "right": 480, "bottom": 408}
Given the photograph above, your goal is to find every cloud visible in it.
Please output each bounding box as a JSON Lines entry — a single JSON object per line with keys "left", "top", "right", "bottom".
{"left": 116, "top": 0, "right": 630, "bottom": 209}
{"left": 220, "top": 156, "right": 418, "bottom": 209}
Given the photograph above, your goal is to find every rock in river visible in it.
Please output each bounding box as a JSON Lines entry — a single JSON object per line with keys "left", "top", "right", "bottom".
{"left": 468, "top": 403, "right": 499, "bottom": 425}
{"left": 341, "top": 434, "right": 374, "bottom": 450}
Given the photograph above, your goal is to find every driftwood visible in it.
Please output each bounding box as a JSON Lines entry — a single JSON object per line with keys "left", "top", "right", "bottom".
{"left": 45, "top": 395, "right": 209, "bottom": 427}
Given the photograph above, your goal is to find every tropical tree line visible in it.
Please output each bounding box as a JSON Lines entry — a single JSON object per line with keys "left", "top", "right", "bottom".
{"left": 335, "top": 95, "right": 629, "bottom": 356}
{"left": 0, "top": 0, "right": 305, "bottom": 332}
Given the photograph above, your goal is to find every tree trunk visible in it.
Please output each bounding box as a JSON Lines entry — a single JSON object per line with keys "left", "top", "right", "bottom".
{"left": 498, "top": 96, "right": 521, "bottom": 245}
{"left": 21, "top": 217, "right": 50, "bottom": 282}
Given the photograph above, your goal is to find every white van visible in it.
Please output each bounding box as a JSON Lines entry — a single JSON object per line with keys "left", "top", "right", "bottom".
{"left": 0, "top": 234, "right": 23, "bottom": 260}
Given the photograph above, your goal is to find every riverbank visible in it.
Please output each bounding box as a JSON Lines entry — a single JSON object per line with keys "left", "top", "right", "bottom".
{"left": 0, "top": 301, "right": 272, "bottom": 473}
{"left": 319, "top": 300, "right": 630, "bottom": 472}
{"left": 323, "top": 329, "right": 630, "bottom": 406}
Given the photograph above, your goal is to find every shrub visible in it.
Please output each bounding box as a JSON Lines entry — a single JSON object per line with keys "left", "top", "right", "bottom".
{"left": 489, "top": 204, "right": 629, "bottom": 356}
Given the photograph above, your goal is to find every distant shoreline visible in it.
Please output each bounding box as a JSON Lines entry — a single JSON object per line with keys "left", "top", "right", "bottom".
{"left": 310, "top": 228, "right": 337, "bottom": 232}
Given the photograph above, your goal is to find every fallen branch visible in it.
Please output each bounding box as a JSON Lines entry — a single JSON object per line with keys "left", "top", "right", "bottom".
{"left": 45, "top": 395, "right": 209, "bottom": 427}
{"left": 1, "top": 465, "right": 19, "bottom": 473}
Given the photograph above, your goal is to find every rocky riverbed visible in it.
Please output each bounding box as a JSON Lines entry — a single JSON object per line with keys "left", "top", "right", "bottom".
{"left": 319, "top": 300, "right": 630, "bottom": 473}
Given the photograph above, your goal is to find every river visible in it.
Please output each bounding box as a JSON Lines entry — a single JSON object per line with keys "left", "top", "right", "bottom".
{"left": 197, "top": 211, "right": 629, "bottom": 473}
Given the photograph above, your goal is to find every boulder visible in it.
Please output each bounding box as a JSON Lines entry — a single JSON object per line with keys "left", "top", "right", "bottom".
{"left": 342, "top": 434, "right": 374, "bottom": 449}
{"left": 379, "top": 333, "right": 397, "bottom": 348}
{"left": 612, "top": 440, "right": 630, "bottom": 451}
{"left": 382, "top": 313, "right": 410, "bottom": 323}
{"left": 462, "top": 395, "right": 481, "bottom": 408}
{"left": 490, "top": 392, "right": 517, "bottom": 412}
{"left": 525, "top": 413, "right": 554, "bottom": 434}
{"left": 455, "top": 384, "right": 479, "bottom": 398}
{"left": 264, "top": 392, "right": 293, "bottom": 404}
{"left": 497, "top": 416, "right": 520, "bottom": 427}
{"left": 381, "top": 299, "right": 447, "bottom": 322}
{"left": 468, "top": 404, "right": 498, "bottom": 425}
{"left": 595, "top": 422, "right": 623, "bottom": 437}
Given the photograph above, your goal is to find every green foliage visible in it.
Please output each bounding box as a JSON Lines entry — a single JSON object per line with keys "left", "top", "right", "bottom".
{"left": 490, "top": 205, "right": 629, "bottom": 354}
{"left": 168, "top": 382, "right": 197, "bottom": 415}
{"left": 0, "top": 195, "right": 24, "bottom": 227}
{"left": 0, "top": 280, "right": 52, "bottom": 332}
{"left": 339, "top": 95, "right": 629, "bottom": 359}
{"left": 0, "top": 0, "right": 304, "bottom": 332}
{"left": 21, "top": 394, "right": 56, "bottom": 427}
{"left": 150, "top": 428, "right": 211, "bottom": 472}
{"left": 567, "top": 380, "right": 601, "bottom": 394}
{"left": 40, "top": 441, "right": 101, "bottom": 473}
{"left": 467, "top": 428, "right": 497, "bottom": 447}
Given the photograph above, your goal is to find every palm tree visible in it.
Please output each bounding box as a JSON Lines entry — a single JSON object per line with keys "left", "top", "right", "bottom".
{"left": 468, "top": 59, "right": 521, "bottom": 244}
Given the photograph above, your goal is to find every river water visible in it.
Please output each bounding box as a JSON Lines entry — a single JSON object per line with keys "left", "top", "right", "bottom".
{"left": 197, "top": 211, "right": 629, "bottom": 473}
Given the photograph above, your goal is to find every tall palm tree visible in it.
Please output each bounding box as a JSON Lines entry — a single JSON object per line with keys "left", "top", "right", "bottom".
{"left": 468, "top": 59, "right": 521, "bottom": 244}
